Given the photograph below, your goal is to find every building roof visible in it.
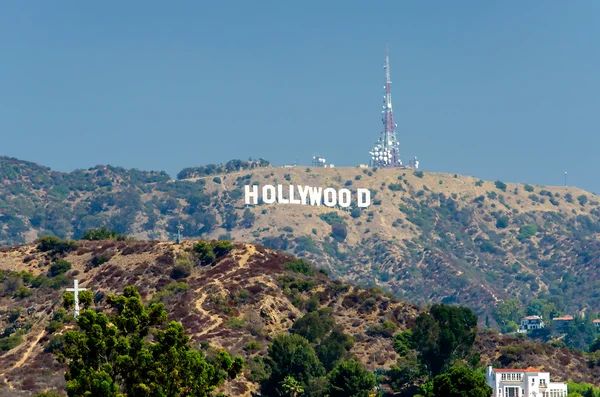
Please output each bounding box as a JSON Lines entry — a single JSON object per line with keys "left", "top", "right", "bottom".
{"left": 593, "top": 319, "right": 600, "bottom": 323}
{"left": 552, "top": 315, "right": 574, "bottom": 321}
{"left": 523, "top": 315, "right": 542, "bottom": 320}
{"left": 493, "top": 367, "right": 540, "bottom": 373}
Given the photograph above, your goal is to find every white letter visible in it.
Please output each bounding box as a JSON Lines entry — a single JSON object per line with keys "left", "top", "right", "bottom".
{"left": 263, "top": 185, "right": 276, "bottom": 204}
{"left": 289, "top": 185, "right": 302, "bottom": 204}
{"left": 298, "top": 185, "right": 310, "bottom": 205}
{"left": 308, "top": 186, "right": 322, "bottom": 206}
{"left": 245, "top": 185, "right": 258, "bottom": 205}
{"left": 277, "top": 184, "right": 289, "bottom": 204}
{"left": 357, "top": 188, "right": 371, "bottom": 208}
{"left": 338, "top": 188, "right": 351, "bottom": 208}
{"left": 324, "top": 188, "right": 337, "bottom": 207}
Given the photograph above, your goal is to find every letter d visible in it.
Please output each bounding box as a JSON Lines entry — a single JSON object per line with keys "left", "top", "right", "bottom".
{"left": 357, "top": 188, "right": 371, "bottom": 208}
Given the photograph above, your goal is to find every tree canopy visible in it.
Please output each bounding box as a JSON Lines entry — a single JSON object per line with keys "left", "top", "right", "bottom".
{"left": 412, "top": 304, "right": 478, "bottom": 376}
{"left": 55, "top": 286, "right": 243, "bottom": 397}
{"left": 432, "top": 366, "right": 492, "bottom": 397}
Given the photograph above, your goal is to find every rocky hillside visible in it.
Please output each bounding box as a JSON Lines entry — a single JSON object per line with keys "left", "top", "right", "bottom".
{"left": 2, "top": 156, "right": 600, "bottom": 323}
{"left": 0, "top": 239, "right": 598, "bottom": 396}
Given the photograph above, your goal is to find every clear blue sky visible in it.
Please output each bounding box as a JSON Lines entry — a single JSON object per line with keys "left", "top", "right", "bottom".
{"left": 1, "top": 1, "right": 599, "bottom": 192}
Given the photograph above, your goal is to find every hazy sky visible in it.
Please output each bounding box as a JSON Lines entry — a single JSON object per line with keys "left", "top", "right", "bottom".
{"left": 1, "top": 1, "right": 599, "bottom": 193}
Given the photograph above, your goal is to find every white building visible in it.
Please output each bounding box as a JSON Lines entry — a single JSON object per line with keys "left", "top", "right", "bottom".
{"left": 593, "top": 319, "right": 600, "bottom": 329}
{"left": 485, "top": 366, "right": 567, "bottom": 397}
{"left": 518, "top": 315, "right": 545, "bottom": 333}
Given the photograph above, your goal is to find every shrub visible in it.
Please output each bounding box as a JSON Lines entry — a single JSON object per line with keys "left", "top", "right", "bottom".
{"left": 475, "top": 180, "right": 484, "bottom": 187}
{"left": 90, "top": 255, "right": 110, "bottom": 267}
{"left": 171, "top": 260, "right": 192, "bottom": 280}
{"left": 366, "top": 321, "right": 398, "bottom": 338}
{"left": 225, "top": 317, "right": 245, "bottom": 328}
{"left": 495, "top": 216, "right": 509, "bottom": 229}
{"left": 212, "top": 177, "right": 222, "bottom": 184}
{"left": 414, "top": 171, "right": 424, "bottom": 178}
{"left": 0, "top": 334, "right": 24, "bottom": 351}
{"left": 213, "top": 240, "right": 233, "bottom": 257}
{"left": 243, "top": 340, "right": 262, "bottom": 352}
{"left": 284, "top": 259, "right": 315, "bottom": 277}
{"left": 350, "top": 208, "right": 361, "bottom": 219}
{"left": 331, "top": 223, "right": 347, "bottom": 242}
{"left": 81, "top": 227, "right": 126, "bottom": 241}
{"left": 193, "top": 241, "right": 216, "bottom": 264}
{"left": 517, "top": 224, "right": 538, "bottom": 241}
{"left": 319, "top": 212, "right": 346, "bottom": 226}
{"left": 14, "top": 286, "right": 32, "bottom": 298}
{"left": 495, "top": 181, "right": 507, "bottom": 192}
{"left": 291, "top": 309, "right": 336, "bottom": 343}
{"left": 36, "top": 235, "right": 77, "bottom": 255}
{"left": 577, "top": 195, "right": 588, "bottom": 206}
{"left": 523, "top": 184, "right": 534, "bottom": 192}
{"left": 48, "top": 259, "right": 72, "bottom": 277}
{"left": 45, "top": 320, "right": 64, "bottom": 334}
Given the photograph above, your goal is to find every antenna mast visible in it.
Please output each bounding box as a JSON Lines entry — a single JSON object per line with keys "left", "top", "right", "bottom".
{"left": 369, "top": 44, "right": 401, "bottom": 167}
{"left": 176, "top": 222, "right": 183, "bottom": 244}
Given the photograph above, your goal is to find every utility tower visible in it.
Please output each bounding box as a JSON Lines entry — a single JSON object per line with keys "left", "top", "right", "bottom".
{"left": 369, "top": 44, "right": 401, "bottom": 168}
{"left": 175, "top": 222, "right": 183, "bottom": 244}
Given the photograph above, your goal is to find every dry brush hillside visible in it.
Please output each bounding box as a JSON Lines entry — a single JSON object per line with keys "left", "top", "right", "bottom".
{"left": 0, "top": 239, "right": 598, "bottom": 396}
{"left": 2, "top": 156, "right": 600, "bottom": 324}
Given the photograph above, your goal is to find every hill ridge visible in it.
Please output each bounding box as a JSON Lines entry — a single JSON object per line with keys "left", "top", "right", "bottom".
{"left": 1, "top": 156, "right": 600, "bottom": 326}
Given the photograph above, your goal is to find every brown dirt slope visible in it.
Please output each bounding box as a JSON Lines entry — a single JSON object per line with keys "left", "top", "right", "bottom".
{"left": 0, "top": 240, "right": 598, "bottom": 395}
{"left": 2, "top": 158, "right": 600, "bottom": 325}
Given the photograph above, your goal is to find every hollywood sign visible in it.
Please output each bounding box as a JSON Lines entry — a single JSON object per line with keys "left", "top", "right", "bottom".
{"left": 244, "top": 184, "right": 371, "bottom": 208}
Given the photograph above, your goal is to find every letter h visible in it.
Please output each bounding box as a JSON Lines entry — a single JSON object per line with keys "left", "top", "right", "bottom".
{"left": 245, "top": 185, "right": 258, "bottom": 205}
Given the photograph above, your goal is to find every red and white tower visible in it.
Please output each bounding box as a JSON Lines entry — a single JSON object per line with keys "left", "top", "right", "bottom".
{"left": 370, "top": 44, "right": 401, "bottom": 167}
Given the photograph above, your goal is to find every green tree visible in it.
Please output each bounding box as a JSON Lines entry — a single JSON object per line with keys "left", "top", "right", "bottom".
{"left": 262, "top": 333, "right": 325, "bottom": 396}
{"left": 56, "top": 286, "right": 242, "bottom": 397}
{"left": 241, "top": 208, "right": 255, "bottom": 228}
{"left": 327, "top": 359, "right": 376, "bottom": 397}
{"left": 388, "top": 329, "right": 424, "bottom": 391}
{"left": 193, "top": 241, "right": 216, "bottom": 264}
{"left": 281, "top": 376, "right": 304, "bottom": 397}
{"left": 433, "top": 366, "right": 492, "bottom": 397}
{"left": 63, "top": 292, "right": 75, "bottom": 310}
{"left": 291, "top": 308, "right": 336, "bottom": 343}
{"left": 49, "top": 259, "right": 72, "bottom": 277}
{"left": 316, "top": 329, "right": 354, "bottom": 371}
{"left": 493, "top": 299, "right": 523, "bottom": 332}
{"left": 564, "top": 315, "right": 597, "bottom": 350}
{"left": 412, "top": 304, "right": 478, "bottom": 376}
{"left": 590, "top": 336, "right": 600, "bottom": 353}
{"left": 81, "top": 227, "right": 126, "bottom": 241}
{"left": 78, "top": 290, "right": 94, "bottom": 308}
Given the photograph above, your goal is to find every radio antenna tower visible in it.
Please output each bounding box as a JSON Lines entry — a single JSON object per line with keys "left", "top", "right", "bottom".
{"left": 175, "top": 221, "right": 183, "bottom": 244}
{"left": 369, "top": 44, "right": 401, "bottom": 167}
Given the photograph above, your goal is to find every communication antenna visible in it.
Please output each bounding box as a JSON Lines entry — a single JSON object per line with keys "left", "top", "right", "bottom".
{"left": 176, "top": 222, "right": 183, "bottom": 244}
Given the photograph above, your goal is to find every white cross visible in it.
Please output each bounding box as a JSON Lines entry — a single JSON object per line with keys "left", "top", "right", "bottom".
{"left": 66, "top": 279, "right": 88, "bottom": 317}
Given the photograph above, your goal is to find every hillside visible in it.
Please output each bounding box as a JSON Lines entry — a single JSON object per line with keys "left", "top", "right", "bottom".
{"left": 2, "top": 156, "right": 600, "bottom": 324}
{"left": 0, "top": 239, "right": 598, "bottom": 396}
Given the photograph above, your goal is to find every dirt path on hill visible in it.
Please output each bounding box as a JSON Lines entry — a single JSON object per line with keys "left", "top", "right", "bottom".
{"left": 194, "top": 284, "right": 224, "bottom": 336}
{"left": 194, "top": 245, "right": 259, "bottom": 336}
{"left": 11, "top": 327, "right": 46, "bottom": 369}
{"left": 0, "top": 320, "right": 47, "bottom": 390}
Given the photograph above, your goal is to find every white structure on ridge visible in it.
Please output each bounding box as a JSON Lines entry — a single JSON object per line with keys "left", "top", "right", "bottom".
{"left": 66, "top": 279, "right": 88, "bottom": 318}
{"left": 485, "top": 366, "right": 567, "bottom": 397}
{"left": 518, "top": 315, "right": 545, "bottom": 333}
